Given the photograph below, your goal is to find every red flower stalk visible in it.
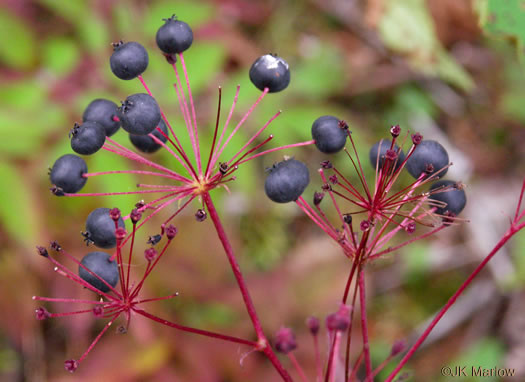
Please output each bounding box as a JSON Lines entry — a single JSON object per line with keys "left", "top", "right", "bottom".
{"left": 33, "top": 208, "right": 257, "bottom": 372}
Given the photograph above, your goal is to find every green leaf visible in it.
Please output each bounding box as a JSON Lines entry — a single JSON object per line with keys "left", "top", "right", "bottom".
{"left": 0, "top": 162, "right": 39, "bottom": 248}
{"left": 481, "top": 0, "right": 525, "bottom": 57}
{"left": 378, "top": 0, "right": 474, "bottom": 91}
{"left": 42, "top": 37, "right": 80, "bottom": 75}
{"left": 38, "top": 0, "right": 89, "bottom": 22}
{"left": 0, "top": 10, "right": 36, "bottom": 69}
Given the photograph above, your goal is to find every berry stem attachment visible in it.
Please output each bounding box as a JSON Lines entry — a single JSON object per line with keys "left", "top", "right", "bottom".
{"left": 202, "top": 192, "right": 292, "bottom": 381}
{"left": 359, "top": 270, "right": 373, "bottom": 379}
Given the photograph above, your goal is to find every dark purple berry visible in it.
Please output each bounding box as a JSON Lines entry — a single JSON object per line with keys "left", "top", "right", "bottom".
{"left": 249, "top": 54, "right": 290, "bottom": 93}
{"left": 156, "top": 15, "right": 193, "bottom": 54}
{"left": 118, "top": 93, "right": 161, "bottom": 135}
{"left": 264, "top": 159, "right": 309, "bottom": 203}
{"left": 49, "top": 154, "right": 88, "bottom": 194}
{"left": 84, "top": 208, "right": 125, "bottom": 249}
{"left": 79, "top": 251, "right": 119, "bottom": 293}
{"left": 70, "top": 121, "right": 106, "bottom": 155}
{"left": 311, "top": 116, "right": 347, "bottom": 154}
{"left": 369, "top": 139, "right": 405, "bottom": 171}
{"left": 405, "top": 140, "right": 449, "bottom": 179}
{"left": 110, "top": 41, "right": 148, "bottom": 80}
{"left": 428, "top": 180, "right": 466, "bottom": 217}
{"left": 129, "top": 119, "right": 169, "bottom": 153}
{"left": 82, "top": 99, "right": 121, "bottom": 137}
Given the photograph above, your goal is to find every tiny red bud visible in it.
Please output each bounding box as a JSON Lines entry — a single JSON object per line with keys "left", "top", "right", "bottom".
{"left": 320, "top": 160, "right": 333, "bottom": 169}
{"left": 411, "top": 133, "right": 423, "bottom": 145}
{"left": 313, "top": 192, "right": 325, "bottom": 205}
{"left": 35, "top": 307, "right": 50, "bottom": 320}
{"left": 109, "top": 208, "right": 121, "bottom": 221}
{"left": 274, "top": 327, "right": 297, "bottom": 354}
{"left": 390, "top": 124, "right": 401, "bottom": 137}
{"left": 306, "top": 316, "right": 320, "bottom": 335}
{"left": 405, "top": 222, "right": 416, "bottom": 234}
{"left": 360, "top": 220, "right": 370, "bottom": 231}
{"left": 329, "top": 175, "right": 338, "bottom": 184}
{"left": 145, "top": 248, "right": 157, "bottom": 262}
{"left": 92, "top": 305, "right": 104, "bottom": 318}
{"left": 64, "top": 359, "right": 78, "bottom": 373}
{"left": 195, "top": 209, "right": 207, "bottom": 222}
{"left": 36, "top": 246, "right": 49, "bottom": 258}
{"left": 326, "top": 304, "right": 351, "bottom": 331}
{"left": 385, "top": 149, "right": 398, "bottom": 161}
{"left": 115, "top": 227, "right": 127, "bottom": 240}
{"left": 130, "top": 208, "right": 142, "bottom": 223}
{"left": 165, "top": 225, "right": 178, "bottom": 240}
{"left": 391, "top": 339, "right": 406, "bottom": 356}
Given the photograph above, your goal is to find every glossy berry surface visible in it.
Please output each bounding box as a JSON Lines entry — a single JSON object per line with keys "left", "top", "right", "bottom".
{"left": 428, "top": 180, "right": 467, "bottom": 216}
{"left": 49, "top": 154, "right": 88, "bottom": 194}
{"left": 405, "top": 140, "right": 449, "bottom": 179}
{"left": 110, "top": 41, "right": 149, "bottom": 80}
{"left": 129, "top": 119, "right": 169, "bottom": 153}
{"left": 70, "top": 121, "right": 106, "bottom": 155}
{"left": 79, "top": 251, "right": 119, "bottom": 293}
{"left": 82, "top": 99, "right": 121, "bottom": 137}
{"left": 311, "top": 115, "right": 347, "bottom": 154}
{"left": 118, "top": 93, "right": 161, "bottom": 135}
{"left": 85, "top": 208, "right": 125, "bottom": 249}
{"left": 265, "top": 159, "right": 309, "bottom": 203}
{"left": 249, "top": 54, "right": 290, "bottom": 93}
{"left": 156, "top": 16, "right": 193, "bottom": 54}
{"left": 369, "top": 139, "right": 405, "bottom": 171}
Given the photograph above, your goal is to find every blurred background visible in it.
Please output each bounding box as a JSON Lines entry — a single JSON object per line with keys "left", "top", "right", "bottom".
{"left": 1, "top": 0, "right": 525, "bottom": 380}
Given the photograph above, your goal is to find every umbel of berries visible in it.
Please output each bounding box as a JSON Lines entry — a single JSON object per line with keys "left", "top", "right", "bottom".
{"left": 110, "top": 41, "right": 149, "bottom": 80}
{"left": 129, "top": 119, "right": 169, "bottom": 153}
{"left": 265, "top": 158, "right": 310, "bottom": 203}
{"left": 79, "top": 251, "right": 119, "bottom": 293}
{"left": 70, "top": 121, "right": 106, "bottom": 155}
{"left": 156, "top": 15, "right": 193, "bottom": 54}
{"left": 428, "top": 180, "right": 467, "bottom": 217}
{"left": 118, "top": 93, "right": 161, "bottom": 135}
{"left": 249, "top": 54, "right": 290, "bottom": 93}
{"left": 369, "top": 139, "right": 405, "bottom": 171}
{"left": 49, "top": 154, "right": 88, "bottom": 194}
{"left": 82, "top": 99, "right": 121, "bottom": 137}
{"left": 406, "top": 139, "right": 449, "bottom": 179}
{"left": 83, "top": 208, "right": 125, "bottom": 249}
{"left": 311, "top": 115, "right": 348, "bottom": 154}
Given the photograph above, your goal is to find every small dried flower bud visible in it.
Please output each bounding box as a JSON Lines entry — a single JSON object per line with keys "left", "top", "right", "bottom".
{"left": 50, "top": 185, "right": 65, "bottom": 196}
{"left": 35, "top": 307, "right": 50, "bottom": 320}
{"left": 425, "top": 163, "right": 434, "bottom": 174}
{"left": 135, "top": 200, "right": 146, "bottom": 209}
{"left": 36, "top": 246, "right": 49, "bottom": 258}
{"left": 109, "top": 208, "right": 121, "bottom": 221}
{"left": 321, "top": 183, "right": 332, "bottom": 192}
{"left": 360, "top": 220, "right": 370, "bottom": 231}
{"left": 343, "top": 214, "right": 353, "bottom": 225}
{"left": 320, "top": 160, "right": 333, "bottom": 169}
{"left": 390, "top": 124, "right": 401, "bottom": 137}
{"left": 329, "top": 175, "right": 338, "bottom": 184}
{"left": 274, "top": 327, "right": 297, "bottom": 354}
{"left": 165, "top": 225, "right": 178, "bottom": 240}
{"left": 50, "top": 241, "right": 61, "bottom": 251}
{"left": 64, "top": 359, "right": 78, "bottom": 373}
{"left": 338, "top": 120, "right": 349, "bottom": 130}
{"left": 164, "top": 53, "right": 177, "bottom": 65}
{"left": 326, "top": 304, "right": 351, "bottom": 331}
{"left": 111, "top": 40, "right": 124, "bottom": 49}
{"left": 145, "top": 248, "right": 157, "bottom": 262}
{"left": 115, "top": 227, "right": 127, "bottom": 240}
{"left": 385, "top": 149, "right": 398, "bottom": 161}
{"left": 147, "top": 234, "right": 162, "bottom": 245}
{"left": 130, "top": 208, "right": 142, "bottom": 223}
{"left": 117, "top": 325, "right": 127, "bottom": 334}
{"left": 313, "top": 192, "right": 325, "bottom": 205}
{"left": 306, "top": 316, "right": 320, "bottom": 335}
{"left": 92, "top": 305, "right": 104, "bottom": 318}
{"left": 391, "top": 339, "right": 406, "bottom": 356}
{"left": 219, "top": 162, "right": 229, "bottom": 175}
{"left": 411, "top": 133, "right": 423, "bottom": 145}
{"left": 195, "top": 209, "right": 207, "bottom": 222}
{"left": 405, "top": 222, "right": 416, "bottom": 234}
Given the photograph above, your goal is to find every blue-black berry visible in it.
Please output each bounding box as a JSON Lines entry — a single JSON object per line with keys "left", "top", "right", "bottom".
{"left": 49, "top": 154, "right": 88, "bottom": 194}
{"left": 249, "top": 54, "right": 290, "bottom": 93}
{"left": 70, "top": 122, "right": 106, "bottom": 155}
{"left": 428, "top": 180, "right": 466, "bottom": 217}
{"left": 129, "top": 119, "right": 169, "bottom": 153}
{"left": 84, "top": 208, "right": 125, "bottom": 249}
{"left": 118, "top": 93, "right": 161, "bottom": 135}
{"left": 265, "top": 159, "right": 310, "bottom": 203}
{"left": 82, "top": 99, "right": 121, "bottom": 137}
{"left": 110, "top": 41, "right": 149, "bottom": 80}
{"left": 156, "top": 15, "right": 193, "bottom": 54}
{"left": 79, "top": 251, "right": 119, "bottom": 293}
{"left": 405, "top": 140, "right": 449, "bottom": 179}
{"left": 311, "top": 116, "right": 347, "bottom": 154}
{"left": 369, "top": 139, "right": 405, "bottom": 171}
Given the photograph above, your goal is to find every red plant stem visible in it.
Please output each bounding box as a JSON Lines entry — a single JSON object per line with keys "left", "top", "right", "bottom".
{"left": 348, "top": 351, "right": 364, "bottom": 382}
{"left": 344, "top": 274, "right": 360, "bottom": 381}
{"left": 359, "top": 270, "right": 372, "bottom": 379}
{"left": 313, "top": 334, "right": 322, "bottom": 382}
{"left": 327, "top": 331, "right": 342, "bottom": 382}
{"left": 134, "top": 308, "right": 257, "bottom": 347}
{"left": 32, "top": 296, "right": 105, "bottom": 304}
{"left": 205, "top": 86, "right": 222, "bottom": 176}
{"left": 202, "top": 192, "right": 292, "bottom": 381}
{"left": 366, "top": 354, "right": 393, "bottom": 381}
{"left": 77, "top": 313, "right": 120, "bottom": 363}
{"left": 385, "top": 220, "right": 525, "bottom": 382}
{"left": 288, "top": 353, "right": 309, "bottom": 382}
{"left": 236, "top": 139, "right": 315, "bottom": 165}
